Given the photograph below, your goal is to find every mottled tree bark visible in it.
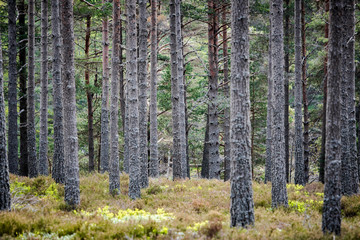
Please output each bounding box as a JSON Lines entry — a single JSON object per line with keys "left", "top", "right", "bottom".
{"left": 0, "top": 35, "right": 11, "bottom": 211}
{"left": 100, "top": 0, "right": 110, "bottom": 173}
{"left": 301, "top": 0, "right": 309, "bottom": 183}
{"left": 149, "top": 0, "right": 159, "bottom": 178}
{"left": 138, "top": 0, "right": 149, "bottom": 188}
{"left": 270, "top": 0, "right": 288, "bottom": 208}
{"left": 28, "top": 0, "right": 38, "bottom": 178}
{"left": 61, "top": 0, "right": 80, "bottom": 206}
{"left": 341, "top": 0, "right": 358, "bottom": 196}
{"left": 39, "top": 0, "right": 49, "bottom": 176}
{"left": 222, "top": 5, "right": 230, "bottom": 182}
{"left": 284, "top": 0, "right": 290, "bottom": 183}
{"left": 201, "top": 114, "right": 209, "bottom": 178}
{"left": 294, "top": 0, "right": 305, "bottom": 185}
{"left": 319, "top": 0, "right": 329, "bottom": 184}
{"left": 127, "top": 0, "right": 141, "bottom": 199}
{"left": 52, "top": 0, "right": 65, "bottom": 184}
{"left": 207, "top": 0, "right": 220, "bottom": 179}
{"left": 109, "top": 0, "right": 121, "bottom": 195}
{"left": 230, "top": 0, "right": 254, "bottom": 228}
{"left": 7, "top": 0, "right": 18, "bottom": 174}
{"left": 265, "top": 21, "right": 272, "bottom": 184}
{"left": 18, "top": 0, "right": 28, "bottom": 177}
{"left": 85, "top": 15, "right": 95, "bottom": 172}
{"left": 322, "top": 0, "right": 342, "bottom": 235}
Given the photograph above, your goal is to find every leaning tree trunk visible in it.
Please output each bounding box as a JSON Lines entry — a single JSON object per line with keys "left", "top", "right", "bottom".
{"left": 270, "top": 0, "right": 288, "bottom": 208}
{"left": 222, "top": 4, "right": 230, "bottom": 182}
{"left": 138, "top": 0, "right": 149, "bottom": 188}
{"left": 301, "top": 0, "right": 310, "bottom": 183}
{"left": 149, "top": 0, "right": 159, "bottom": 178}
{"left": 319, "top": 0, "right": 329, "bottom": 184}
{"left": 341, "top": 0, "right": 358, "bottom": 196}
{"left": 284, "top": 0, "right": 290, "bottom": 183}
{"left": 294, "top": 0, "right": 305, "bottom": 185}
{"left": 18, "top": 0, "right": 28, "bottom": 177}
{"left": 61, "top": 0, "right": 80, "bottom": 206}
{"left": 7, "top": 0, "right": 18, "bottom": 174}
{"left": 109, "top": 0, "right": 121, "bottom": 195}
{"left": 51, "top": 0, "right": 65, "bottom": 184}
{"left": 127, "top": 0, "right": 141, "bottom": 199}
{"left": 265, "top": 20, "right": 272, "bottom": 184}
{"left": 321, "top": 0, "right": 343, "bottom": 235}
{"left": 28, "top": 0, "right": 38, "bottom": 178}
{"left": 39, "top": 0, "right": 49, "bottom": 176}
{"left": 230, "top": 0, "right": 255, "bottom": 228}
{"left": 0, "top": 35, "right": 11, "bottom": 211}
{"left": 207, "top": 0, "right": 220, "bottom": 179}
{"left": 84, "top": 15, "right": 95, "bottom": 172}
{"left": 100, "top": 0, "right": 110, "bottom": 173}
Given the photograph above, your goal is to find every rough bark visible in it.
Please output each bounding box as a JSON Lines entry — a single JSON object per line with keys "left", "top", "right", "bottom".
{"left": 301, "top": 0, "right": 309, "bottom": 183}
{"left": 270, "top": 0, "right": 288, "bottom": 208}
{"left": 7, "top": 0, "right": 18, "bottom": 174}
{"left": 28, "top": 0, "right": 38, "bottom": 178}
{"left": 51, "top": 0, "right": 65, "bottom": 184}
{"left": 319, "top": 0, "right": 329, "bottom": 184}
{"left": 127, "top": 0, "right": 141, "bottom": 199}
{"left": 85, "top": 15, "right": 95, "bottom": 172}
{"left": 284, "top": 0, "right": 290, "bottom": 183}
{"left": 61, "top": 0, "right": 80, "bottom": 206}
{"left": 207, "top": 0, "right": 220, "bottom": 179}
{"left": 321, "top": 0, "right": 342, "bottom": 235}
{"left": 222, "top": 4, "right": 230, "bottom": 182}
{"left": 230, "top": 0, "right": 255, "bottom": 228}
{"left": 201, "top": 114, "right": 209, "bottom": 178}
{"left": 39, "top": 0, "right": 49, "bottom": 176}
{"left": 100, "top": 0, "right": 110, "bottom": 173}
{"left": 265, "top": 20, "right": 272, "bottom": 184}
{"left": 18, "top": 0, "right": 28, "bottom": 176}
{"left": 0, "top": 35, "right": 11, "bottom": 211}
{"left": 138, "top": 0, "right": 149, "bottom": 188}
{"left": 51, "top": 0, "right": 65, "bottom": 183}
{"left": 109, "top": 0, "right": 121, "bottom": 195}
{"left": 294, "top": 0, "right": 305, "bottom": 185}
{"left": 149, "top": 0, "right": 159, "bottom": 178}
{"left": 341, "top": 0, "right": 358, "bottom": 196}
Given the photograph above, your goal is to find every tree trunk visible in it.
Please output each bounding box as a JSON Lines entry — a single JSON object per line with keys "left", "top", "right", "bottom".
{"left": 207, "top": 0, "right": 220, "bottom": 179}
{"left": 51, "top": 0, "right": 65, "bottom": 184}
{"left": 18, "top": 0, "right": 28, "bottom": 177}
{"left": 127, "top": 0, "right": 141, "bottom": 199}
{"left": 119, "top": 6, "right": 125, "bottom": 132}
{"left": 270, "top": 0, "right": 288, "bottom": 208}
{"left": 319, "top": 0, "right": 329, "bottom": 184}
{"left": 39, "top": 0, "right": 49, "bottom": 176}
{"left": 341, "top": 0, "right": 358, "bottom": 196}
{"left": 294, "top": 0, "right": 305, "bottom": 185}
{"left": 109, "top": 0, "right": 121, "bottom": 195}
{"left": 149, "top": 0, "right": 159, "bottom": 178}
{"left": 321, "top": 0, "right": 343, "bottom": 235}
{"left": 284, "top": 0, "right": 290, "bottom": 183}
{"left": 85, "top": 15, "right": 95, "bottom": 172}
{"left": 138, "top": 0, "right": 149, "bottom": 188}
{"left": 230, "top": 0, "right": 254, "bottom": 228}
{"left": 222, "top": 4, "right": 230, "bottom": 182}
{"left": 7, "top": 0, "right": 18, "bottom": 174}
{"left": 100, "top": 0, "right": 110, "bottom": 173}
{"left": 201, "top": 113, "right": 209, "bottom": 178}
{"left": 61, "top": 0, "right": 80, "bottom": 206}
{"left": 28, "top": 0, "right": 38, "bottom": 178}
{"left": 301, "top": 0, "right": 309, "bottom": 183}
{"left": 265, "top": 19, "right": 272, "bottom": 184}
{"left": 0, "top": 35, "right": 11, "bottom": 211}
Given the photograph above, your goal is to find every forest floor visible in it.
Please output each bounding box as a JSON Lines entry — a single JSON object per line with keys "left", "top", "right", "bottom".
{"left": 0, "top": 173, "right": 360, "bottom": 239}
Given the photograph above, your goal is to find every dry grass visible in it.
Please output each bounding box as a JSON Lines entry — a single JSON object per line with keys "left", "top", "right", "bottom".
{"left": 0, "top": 173, "right": 359, "bottom": 239}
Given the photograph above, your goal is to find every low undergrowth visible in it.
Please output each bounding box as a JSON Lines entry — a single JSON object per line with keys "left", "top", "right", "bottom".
{"left": 0, "top": 173, "right": 359, "bottom": 239}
